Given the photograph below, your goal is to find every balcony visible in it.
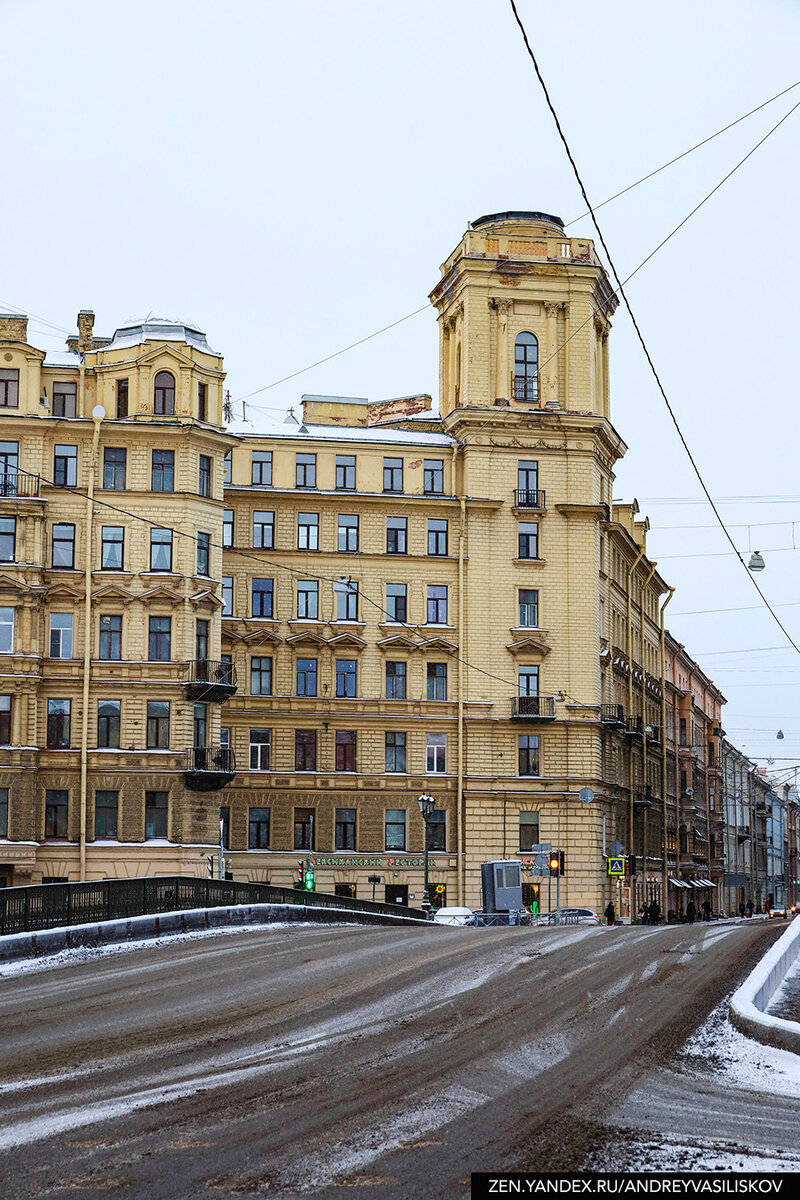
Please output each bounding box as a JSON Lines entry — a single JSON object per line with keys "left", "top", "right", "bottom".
{"left": 513, "top": 488, "right": 546, "bottom": 510}
{"left": 634, "top": 786, "right": 655, "bottom": 810}
{"left": 511, "top": 694, "right": 557, "bottom": 721}
{"left": 0, "top": 472, "right": 40, "bottom": 498}
{"left": 645, "top": 724, "right": 661, "bottom": 747}
{"left": 625, "top": 716, "right": 644, "bottom": 739}
{"left": 184, "top": 745, "right": 236, "bottom": 792}
{"left": 601, "top": 703, "right": 625, "bottom": 728}
{"left": 183, "top": 659, "right": 238, "bottom": 703}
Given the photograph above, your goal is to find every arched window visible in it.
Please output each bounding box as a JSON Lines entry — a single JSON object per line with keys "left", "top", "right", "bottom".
{"left": 154, "top": 371, "right": 175, "bottom": 416}
{"left": 514, "top": 332, "right": 538, "bottom": 402}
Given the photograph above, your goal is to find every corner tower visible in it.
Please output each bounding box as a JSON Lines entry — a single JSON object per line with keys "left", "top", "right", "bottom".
{"left": 429, "top": 211, "right": 617, "bottom": 418}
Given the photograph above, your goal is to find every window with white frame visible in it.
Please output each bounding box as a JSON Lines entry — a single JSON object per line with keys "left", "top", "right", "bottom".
{"left": 49, "top": 613, "right": 73, "bottom": 658}
{"left": 426, "top": 732, "right": 446, "bottom": 773}
{"left": 0, "top": 607, "right": 14, "bottom": 653}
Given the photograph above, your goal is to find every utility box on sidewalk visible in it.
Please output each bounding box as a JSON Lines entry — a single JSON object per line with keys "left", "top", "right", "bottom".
{"left": 481, "top": 860, "right": 524, "bottom": 915}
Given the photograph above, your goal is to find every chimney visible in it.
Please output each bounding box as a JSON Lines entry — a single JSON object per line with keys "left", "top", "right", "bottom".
{"left": 77, "top": 310, "right": 95, "bottom": 353}
{"left": 0, "top": 313, "right": 29, "bottom": 342}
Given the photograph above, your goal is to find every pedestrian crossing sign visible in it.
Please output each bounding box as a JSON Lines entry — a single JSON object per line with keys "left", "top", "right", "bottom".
{"left": 608, "top": 856, "right": 626, "bottom": 875}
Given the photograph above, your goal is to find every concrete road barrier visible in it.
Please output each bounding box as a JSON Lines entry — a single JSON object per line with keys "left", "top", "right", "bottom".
{"left": 729, "top": 916, "right": 800, "bottom": 1053}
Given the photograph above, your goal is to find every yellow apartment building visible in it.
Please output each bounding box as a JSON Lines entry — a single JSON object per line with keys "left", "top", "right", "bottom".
{"left": 1, "top": 211, "right": 692, "bottom": 918}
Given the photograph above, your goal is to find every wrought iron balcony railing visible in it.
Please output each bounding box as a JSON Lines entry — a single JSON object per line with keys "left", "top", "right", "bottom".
{"left": 184, "top": 745, "right": 236, "bottom": 791}
{"left": 601, "top": 703, "right": 626, "bottom": 727}
{"left": 511, "top": 695, "right": 557, "bottom": 721}
{"left": 513, "top": 488, "right": 546, "bottom": 509}
{"left": 183, "top": 659, "right": 237, "bottom": 703}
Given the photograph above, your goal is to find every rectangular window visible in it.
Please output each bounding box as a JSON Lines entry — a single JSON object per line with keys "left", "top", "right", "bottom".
{"left": 196, "top": 531, "right": 210, "bottom": 576}
{"left": 0, "top": 441, "right": 18, "bottom": 495}
{"left": 297, "top": 579, "right": 318, "bottom": 619}
{"left": 0, "top": 697, "right": 12, "bottom": 745}
{"left": 49, "top": 613, "right": 73, "bottom": 658}
{"left": 383, "top": 457, "right": 403, "bottom": 492}
{"left": 0, "top": 369, "right": 20, "bottom": 408}
{"left": 335, "top": 806, "right": 356, "bottom": 849}
{"left": 250, "top": 656, "right": 273, "bottom": 696}
{"left": 151, "top": 450, "right": 174, "bottom": 493}
{"left": 144, "top": 791, "right": 168, "bottom": 839}
{"left": 252, "top": 451, "right": 273, "bottom": 485}
{"left": 116, "top": 379, "right": 129, "bottom": 419}
{"left": 427, "top": 518, "right": 448, "bottom": 557}
{"left": 519, "top": 735, "right": 540, "bottom": 777}
{"left": 427, "top": 584, "right": 447, "bottom": 624}
{"left": 295, "top": 730, "right": 317, "bottom": 772}
{"left": 101, "top": 526, "right": 125, "bottom": 570}
{"left": 149, "top": 528, "right": 173, "bottom": 571}
{"left": 386, "top": 583, "right": 407, "bottom": 623}
{"left": 338, "top": 513, "right": 359, "bottom": 552}
{"left": 97, "top": 700, "right": 121, "bottom": 749}
{"left": 386, "top": 661, "right": 406, "bottom": 699}
{"left": 426, "top": 732, "right": 446, "bottom": 773}
{"left": 424, "top": 459, "right": 444, "bottom": 494}
{"left": 53, "top": 444, "right": 77, "bottom": 487}
{"left": 223, "top": 510, "right": 234, "bottom": 548}
{"left": 198, "top": 382, "right": 207, "bottom": 422}
{"left": 252, "top": 577, "right": 274, "bottom": 618}
{"left": 148, "top": 616, "right": 171, "bottom": 661}
{"left": 52, "top": 523, "right": 76, "bottom": 568}
{"left": 427, "top": 662, "right": 447, "bottom": 701}
{"left": 335, "top": 730, "right": 356, "bottom": 771}
{"left": 249, "top": 806, "right": 270, "bottom": 848}
{"left": 426, "top": 810, "right": 446, "bottom": 852}
{"left": 385, "top": 730, "right": 406, "bottom": 772}
{"left": 335, "top": 455, "right": 356, "bottom": 490}
{"left": 47, "top": 699, "right": 71, "bottom": 749}
{"left": 0, "top": 785, "right": 8, "bottom": 836}
{"left": 94, "top": 790, "right": 118, "bottom": 839}
{"left": 298, "top": 512, "right": 319, "bottom": 550}
{"left": 517, "top": 460, "right": 539, "bottom": 499}
{"left": 296, "top": 452, "right": 316, "bottom": 488}
{"left": 253, "top": 510, "right": 274, "bottom": 548}
{"left": 386, "top": 516, "right": 407, "bottom": 554}
{"left": 296, "top": 657, "right": 317, "bottom": 696}
{"left": 0, "top": 606, "right": 14, "bottom": 654}
{"left": 45, "top": 789, "right": 69, "bottom": 838}
{"left": 385, "top": 808, "right": 406, "bottom": 850}
{"left": 335, "top": 659, "right": 356, "bottom": 698}
{"left": 336, "top": 580, "right": 358, "bottom": 621}
{"left": 146, "top": 701, "right": 170, "bottom": 749}
{"left": 221, "top": 576, "right": 233, "bottom": 615}
{"left": 518, "top": 522, "right": 539, "bottom": 559}
{"left": 249, "top": 728, "right": 271, "bottom": 770}
{"left": 518, "top": 588, "right": 539, "bottom": 627}
{"left": 195, "top": 618, "right": 209, "bottom": 661}
{"left": 519, "top": 665, "right": 539, "bottom": 697}
{"left": 99, "top": 614, "right": 122, "bottom": 660}
{"left": 0, "top": 516, "right": 15, "bottom": 562}
{"left": 198, "top": 454, "right": 212, "bottom": 497}
{"left": 294, "top": 805, "right": 315, "bottom": 848}
{"left": 52, "top": 381, "right": 77, "bottom": 418}
{"left": 102, "top": 447, "right": 127, "bottom": 490}
{"left": 223, "top": 450, "right": 232, "bottom": 484}
{"left": 193, "top": 702, "right": 207, "bottom": 748}
{"left": 519, "top": 809, "right": 540, "bottom": 850}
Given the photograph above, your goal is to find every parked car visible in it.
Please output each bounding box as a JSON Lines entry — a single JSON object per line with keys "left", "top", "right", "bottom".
{"left": 472, "top": 909, "right": 532, "bottom": 927}
{"left": 768, "top": 904, "right": 790, "bottom": 920}
{"left": 536, "top": 907, "right": 602, "bottom": 926}
{"left": 431, "top": 906, "right": 476, "bottom": 926}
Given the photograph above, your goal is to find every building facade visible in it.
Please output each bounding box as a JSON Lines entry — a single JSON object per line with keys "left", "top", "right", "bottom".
{"left": 2, "top": 212, "right": 782, "bottom": 918}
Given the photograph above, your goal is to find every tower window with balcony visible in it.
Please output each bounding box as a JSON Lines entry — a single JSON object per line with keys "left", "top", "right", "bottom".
{"left": 514, "top": 332, "right": 538, "bottom": 402}
{"left": 154, "top": 371, "right": 175, "bottom": 416}
{"left": 195, "top": 618, "right": 209, "bottom": 661}
{"left": 253, "top": 510, "right": 274, "bottom": 548}
{"left": 252, "top": 451, "right": 272, "bottom": 485}
{"left": 517, "top": 460, "right": 540, "bottom": 507}
{"left": 424, "top": 459, "right": 444, "bottom": 495}
{"left": 336, "top": 455, "right": 356, "bottom": 490}
{"left": 518, "top": 522, "right": 539, "bottom": 559}
{"left": 53, "top": 445, "right": 77, "bottom": 487}
{"left": 386, "top": 516, "right": 407, "bottom": 554}
{"left": 519, "top": 665, "right": 539, "bottom": 698}
{"left": 102, "top": 447, "right": 126, "bottom": 490}
{"left": 53, "top": 381, "right": 77, "bottom": 418}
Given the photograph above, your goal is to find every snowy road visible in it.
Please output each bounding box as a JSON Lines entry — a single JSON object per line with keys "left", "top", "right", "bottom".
{"left": 0, "top": 918, "right": 796, "bottom": 1197}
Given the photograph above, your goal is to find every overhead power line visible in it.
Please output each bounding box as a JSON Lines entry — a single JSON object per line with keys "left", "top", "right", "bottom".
{"left": 507, "top": 0, "right": 800, "bottom": 659}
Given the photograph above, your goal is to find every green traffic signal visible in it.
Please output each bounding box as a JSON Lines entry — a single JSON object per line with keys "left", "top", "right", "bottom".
{"left": 303, "top": 869, "right": 316, "bottom": 891}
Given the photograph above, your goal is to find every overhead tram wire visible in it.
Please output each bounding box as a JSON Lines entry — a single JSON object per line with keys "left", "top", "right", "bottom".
{"left": 507, "top": 0, "right": 800, "bottom": 659}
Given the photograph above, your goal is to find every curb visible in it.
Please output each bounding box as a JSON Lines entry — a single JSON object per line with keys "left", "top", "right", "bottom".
{"left": 729, "top": 916, "right": 800, "bottom": 1054}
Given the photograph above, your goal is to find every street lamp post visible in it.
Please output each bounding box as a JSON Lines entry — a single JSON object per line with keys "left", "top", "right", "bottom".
{"left": 417, "top": 792, "right": 436, "bottom": 916}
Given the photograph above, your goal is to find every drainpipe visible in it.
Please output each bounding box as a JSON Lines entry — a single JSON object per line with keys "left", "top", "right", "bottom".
{"left": 79, "top": 406, "right": 104, "bottom": 881}
{"left": 639, "top": 561, "right": 657, "bottom": 895}
{"left": 659, "top": 586, "right": 675, "bottom": 909}
{"left": 452, "top": 443, "right": 466, "bottom": 906}
{"left": 626, "top": 545, "right": 645, "bottom": 910}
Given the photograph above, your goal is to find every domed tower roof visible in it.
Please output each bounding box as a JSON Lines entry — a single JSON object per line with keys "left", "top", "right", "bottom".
{"left": 105, "top": 316, "right": 216, "bottom": 353}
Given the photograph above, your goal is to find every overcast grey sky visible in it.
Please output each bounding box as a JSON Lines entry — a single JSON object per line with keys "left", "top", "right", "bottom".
{"left": 3, "top": 0, "right": 800, "bottom": 772}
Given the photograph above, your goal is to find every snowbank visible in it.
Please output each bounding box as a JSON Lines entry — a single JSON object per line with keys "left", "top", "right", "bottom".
{"left": 729, "top": 916, "right": 800, "bottom": 1053}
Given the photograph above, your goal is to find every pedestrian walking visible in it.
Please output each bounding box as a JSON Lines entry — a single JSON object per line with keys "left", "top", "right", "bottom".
{"left": 702, "top": 898, "right": 711, "bottom": 921}
{"left": 604, "top": 902, "right": 615, "bottom": 926}
{"left": 639, "top": 903, "right": 649, "bottom": 925}
{"left": 739, "top": 902, "right": 746, "bottom": 919}
{"left": 687, "top": 900, "right": 696, "bottom": 924}
{"left": 648, "top": 899, "right": 660, "bottom": 925}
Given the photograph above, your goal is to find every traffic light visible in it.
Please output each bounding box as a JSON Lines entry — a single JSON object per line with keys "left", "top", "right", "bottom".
{"left": 303, "top": 866, "right": 316, "bottom": 892}
{"left": 548, "top": 853, "right": 560, "bottom": 877}
{"left": 628, "top": 855, "right": 637, "bottom": 876}
{"left": 559, "top": 850, "right": 565, "bottom": 876}
{"left": 434, "top": 884, "right": 445, "bottom": 895}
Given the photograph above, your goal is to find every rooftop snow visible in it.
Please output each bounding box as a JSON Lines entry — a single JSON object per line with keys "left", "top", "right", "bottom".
{"left": 103, "top": 317, "right": 216, "bottom": 354}
{"left": 226, "top": 419, "right": 453, "bottom": 447}
{"left": 42, "top": 350, "right": 83, "bottom": 368}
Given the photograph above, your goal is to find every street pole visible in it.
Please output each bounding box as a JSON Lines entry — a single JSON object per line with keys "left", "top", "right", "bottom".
{"left": 418, "top": 792, "right": 435, "bottom": 917}
{"left": 219, "top": 815, "right": 224, "bottom": 880}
